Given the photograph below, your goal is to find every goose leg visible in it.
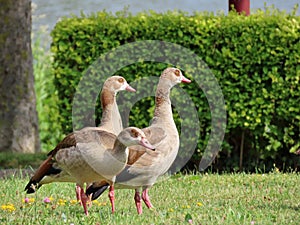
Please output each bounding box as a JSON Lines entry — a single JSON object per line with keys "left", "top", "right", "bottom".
{"left": 75, "top": 184, "right": 82, "bottom": 204}
{"left": 80, "top": 187, "right": 89, "bottom": 216}
{"left": 108, "top": 185, "right": 115, "bottom": 213}
{"left": 134, "top": 190, "right": 143, "bottom": 214}
{"left": 142, "top": 188, "right": 153, "bottom": 209}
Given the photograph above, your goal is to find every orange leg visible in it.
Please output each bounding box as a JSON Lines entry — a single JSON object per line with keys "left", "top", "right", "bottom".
{"left": 142, "top": 188, "right": 153, "bottom": 209}
{"left": 108, "top": 185, "right": 115, "bottom": 213}
{"left": 134, "top": 190, "right": 143, "bottom": 214}
{"left": 75, "top": 184, "right": 82, "bottom": 204}
{"left": 80, "top": 187, "right": 89, "bottom": 216}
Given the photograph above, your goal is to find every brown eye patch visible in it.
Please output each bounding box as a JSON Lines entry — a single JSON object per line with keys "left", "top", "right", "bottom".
{"left": 118, "top": 78, "right": 124, "bottom": 83}
{"left": 130, "top": 129, "right": 139, "bottom": 138}
{"left": 174, "top": 69, "right": 180, "bottom": 77}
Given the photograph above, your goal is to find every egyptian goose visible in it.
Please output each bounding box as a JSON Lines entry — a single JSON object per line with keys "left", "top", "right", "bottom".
{"left": 75, "top": 76, "right": 135, "bottom": 202}
{"left": 24, "top": 127, "right": 155, "bottom": 215}
{"left": 86, "top": 68, "right": 191, "bottom": 214}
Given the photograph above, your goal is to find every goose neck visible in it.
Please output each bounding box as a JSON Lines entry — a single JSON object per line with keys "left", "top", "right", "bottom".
{"left": 99, "top": 88, "right": 121, "bottom": 133}
{"left": 153, "top": 80, "right": 173, "bottom": 118}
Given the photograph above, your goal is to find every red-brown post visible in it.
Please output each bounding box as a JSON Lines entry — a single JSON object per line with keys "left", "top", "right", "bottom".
{"left": 229, "top": 0, "right": 250, "bottom": 15}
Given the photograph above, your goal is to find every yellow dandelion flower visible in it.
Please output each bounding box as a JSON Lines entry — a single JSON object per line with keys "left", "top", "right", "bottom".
{"left": 168, "top": 208, "right": 174, "bottom": 212}
{"left": 197, "top": 202, "right": 203, "bottom": 207}
{"left": 9, "top": 204, "right": 16, "bottom": 212}
{"left": 1, "top": 203, "right": 16, "bottom": 212}
{"left": 92, "top": 200, "right": 107, "bottom": 206}
{"left": 58, "top": 199, "right": 67, "bottom": 206}
{"left": 92, "top": 200, "right": 100, "bottom": 206}
{"left": 70, "top": 199, "right": 78, "bottom": 205}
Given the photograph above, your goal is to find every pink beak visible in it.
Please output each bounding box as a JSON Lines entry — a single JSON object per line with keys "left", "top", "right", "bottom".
{"left": 181, "top": 75, "right": 191, "bottom": 83}
{"left": 125, "top": 85, "right": 136, "bottom": 92}
{"left": 140, "top": 137, "right": 155, "bottom": 151}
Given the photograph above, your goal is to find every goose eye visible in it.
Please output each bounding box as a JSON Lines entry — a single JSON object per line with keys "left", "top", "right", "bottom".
{"left": 174, "top": 69, "right": 180, "bottom": 77}
{"left": 118, "top": 78, "right": 124, "bottom": 83}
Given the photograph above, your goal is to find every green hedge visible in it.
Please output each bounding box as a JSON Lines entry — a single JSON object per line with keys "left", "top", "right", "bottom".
{"left": 50, "top": 9, "right": 300, "bottom": 171}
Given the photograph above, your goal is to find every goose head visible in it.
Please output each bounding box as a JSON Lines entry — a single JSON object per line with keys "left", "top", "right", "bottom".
{"left": 160, "top": 68, "right": 191, "bottom": 86}
{"left": 117, "top": 127, "right": 155, "bottom": 150}
{"left": 103, "top": 76, "right": 136, "bottom": 94}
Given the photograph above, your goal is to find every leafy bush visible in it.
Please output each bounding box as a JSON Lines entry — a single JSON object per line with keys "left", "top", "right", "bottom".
{"left": 50, "top": 9, "right": 300, "bottom": 171}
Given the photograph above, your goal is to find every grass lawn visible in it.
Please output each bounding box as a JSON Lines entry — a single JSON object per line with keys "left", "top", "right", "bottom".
{"left": 0, "top": 172, "right": 299, "bottom": 225}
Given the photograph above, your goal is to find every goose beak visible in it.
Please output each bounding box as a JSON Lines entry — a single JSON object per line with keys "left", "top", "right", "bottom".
{"left": 140, "top": 137, "right": 155, "bottom": 151}
{"left": 181, "top": 75, "right": 191, "bottom": 83}
{"left": 125, "top": 85, "right": 136, "bottom": 92}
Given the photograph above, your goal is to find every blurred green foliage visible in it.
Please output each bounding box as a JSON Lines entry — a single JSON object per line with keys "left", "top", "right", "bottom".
{"left": 32, "top": 34, "right": 63, "bottom": 152}
{"left": 0, "top": 152, "right": 47, "bottom": 169}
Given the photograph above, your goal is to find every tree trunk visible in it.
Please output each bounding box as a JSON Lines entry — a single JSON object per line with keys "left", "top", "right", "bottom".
{"left": 0, "top": 0, "right": 40, "bottom": 153}
{"left": 229, "top": 0, "right": 250, "bottom": 15}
